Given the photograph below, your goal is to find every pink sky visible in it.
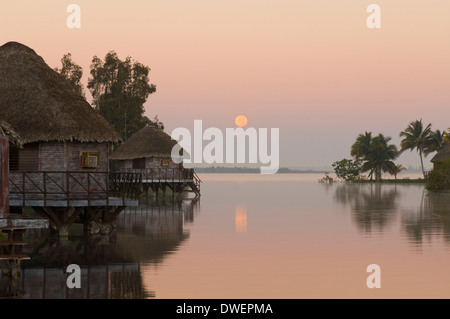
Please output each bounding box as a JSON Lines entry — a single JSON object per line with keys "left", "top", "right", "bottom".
{"left": 1, "top": 1, "right": 449, "bottom": 168}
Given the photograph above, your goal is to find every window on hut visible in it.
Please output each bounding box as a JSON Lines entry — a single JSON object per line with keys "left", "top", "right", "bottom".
{"left": 81, "top": 152, "right": 101, "bottom": 168}
{"left": 161, "top": 159, "right": 170, "bottom": 167}
{"left": 133, "top": 158, "right": 146, "bottom": 169}
{"left": 9, "top": 146, "right": 19, "bottom": 171}
{"left": 10, "top": 143, "right": 39, "bottom": 171}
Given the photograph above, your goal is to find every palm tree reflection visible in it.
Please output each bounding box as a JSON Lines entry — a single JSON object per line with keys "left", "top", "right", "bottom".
{"left": 334, "top": 183, "right": 400, "bottom": 233}
{"left": 402, "top": 191, "right": 450, "bottom": 246}
{"left": 334, "top": 183, "right": 450, "bottom": 246}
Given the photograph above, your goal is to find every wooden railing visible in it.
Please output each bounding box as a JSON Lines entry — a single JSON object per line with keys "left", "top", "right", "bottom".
{"left": 109, "top": 172, "right": 142, "bottom": 201}
{"left": 9, "top": 171, "right": 142, "bottom": 206}
{"left": 117, "top": 168, "right": 197, "bottom": 181}
{"left": 192, "top": 171, "right": 202, "bottom": 191}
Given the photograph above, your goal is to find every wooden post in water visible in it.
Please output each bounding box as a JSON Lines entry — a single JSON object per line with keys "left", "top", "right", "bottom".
{"left": 0, "top": 132, "right": 9, "bottom": 218}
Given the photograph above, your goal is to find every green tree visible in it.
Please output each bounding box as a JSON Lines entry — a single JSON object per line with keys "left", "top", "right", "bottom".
{"left": 360, "top": 134, "right": 399, "bottom": 181}
{"left": 424, "top": 129, "right": 448, "bottom": 156}
{"left": 151, "top": 115, "right": 164, "bottom": 130}
{"left": 350, "top": 132, "right": 373, "bottom": 160}
{"left": 388, "top": 163, "right": 406, "bottom": 180}
{"left": 350, "top": 132, "right": 399, "bottom": 181}
{"left": 332, "top": 158, "right": 363, "bottom": 181}
{"left": 87, "top": 51, "right": 157, "bottom": 140}
{"left": 399, "top": 119, "right": 433, "bottom": 178}
{"left": 55, "top": 53, "right": 85, "bottom": 97}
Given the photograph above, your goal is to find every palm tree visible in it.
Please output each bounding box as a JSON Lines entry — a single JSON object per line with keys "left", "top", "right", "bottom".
{"left": 361, "top": 134, "right": 399, "bottom": 181}
{"left": 399, "top": 119, "right": 432, "bottom": 178}
{"left": 351, "top": 132, "right": 373, "bottom": 160}
{"left": 351, "top": 132, "right": 374, "bottom": 179}
{"left": 389, "top": 164, "right": 406, "bottom": 180}
{"left": 424, "top": 129, "right": 447, "bottom": 156}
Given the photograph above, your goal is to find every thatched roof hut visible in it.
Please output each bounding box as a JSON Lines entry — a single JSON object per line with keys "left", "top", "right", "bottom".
{"left": 431, "top": 144, "right": 450, "bottom": 164}
{"left": 0, "top": 41, "right": 121, "bottom": 144}
{"left": 110, "top": 125, "right": 199, "bottom": 196}
{"left": 0, "top": 119, "right": 22, "bottom": 147}
{"left": 110, "top": 125, "right": 179, "bottom": 160}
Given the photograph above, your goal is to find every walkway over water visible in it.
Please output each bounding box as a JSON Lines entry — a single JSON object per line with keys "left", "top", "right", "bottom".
{"left": 118, "top": 168, "right": 202, "bottom": 197}
{"left": 9, "top": 171, "right": 141, "bottom": 208}
{"left": 7, "top": 171, "right": 142, "bottom": 236}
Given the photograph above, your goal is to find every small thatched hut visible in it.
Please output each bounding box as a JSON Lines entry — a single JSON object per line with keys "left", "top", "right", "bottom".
{"left": 110, "top": 125, "right": 183, "bottom": 179}
{"left": 430, "top": 144, "right": 450, "bottom": 170}
{"left": 0, "top": 41, "right": 121, "bottom": 173}
{"left": 110, "top": 125, "right": 200, "bottom": 197}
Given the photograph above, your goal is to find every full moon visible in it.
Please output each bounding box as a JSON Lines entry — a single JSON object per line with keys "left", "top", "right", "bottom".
{"left": 235, "top": 115, "right": 248, "bottom": 127}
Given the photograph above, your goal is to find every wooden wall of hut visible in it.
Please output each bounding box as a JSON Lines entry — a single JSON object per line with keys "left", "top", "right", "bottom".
{"left": 116, "top": 156, "right": 183, "bottom": 180}
{"left": 0, "top": 132, "right": 9, "bottom": 218}
{"left": 10, "top": 141, "right": 110, "bottom": 172}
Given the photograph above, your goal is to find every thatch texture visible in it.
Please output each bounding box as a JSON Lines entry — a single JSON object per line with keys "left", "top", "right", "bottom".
{"left": 0, "top": 119, "right": 22, "bottom": 147}
{"left": 431, "top": 144, "right": 450, "bottom": 163}
{"left": 0, "top": 42, "right": 121, "bottom": 144}
{"left": 110, "top": 125, "right": 180, "bottom": 160}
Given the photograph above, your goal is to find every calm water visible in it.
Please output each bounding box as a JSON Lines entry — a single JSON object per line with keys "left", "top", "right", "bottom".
{"left": 3, "top": 173, "right": 450, "bottom": 299}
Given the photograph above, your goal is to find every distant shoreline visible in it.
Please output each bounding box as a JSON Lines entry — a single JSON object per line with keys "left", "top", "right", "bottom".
{"left": 192, "top": 167, "right": 328, "bottom": 174}
{"left": 191, "top": 167, "right": 425, "bottom": 175}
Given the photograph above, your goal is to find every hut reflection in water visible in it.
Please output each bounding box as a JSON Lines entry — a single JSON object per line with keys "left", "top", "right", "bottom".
{"left": 0, "top": 198, "right": 199, "bottom": 298}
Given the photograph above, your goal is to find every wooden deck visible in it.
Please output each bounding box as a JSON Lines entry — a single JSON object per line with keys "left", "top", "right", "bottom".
{"left": 0, "top": 214, "right": 49, "bottom": 229}
{"left": 7, "top": 171, "right": 142, "bottom": 235}
{"left": 9, "top": 197, "right": 139, "bottom": 207}
{"left": 9, "top": 171, "right": 141, "bottom": 208}
{"left": 132, "top": 168, "right": 202, "bottom": 197}
{"left": 142, "top": 178, "right": 194, "bottom": 183}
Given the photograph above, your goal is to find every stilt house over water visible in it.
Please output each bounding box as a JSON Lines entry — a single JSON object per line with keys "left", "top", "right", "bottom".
{"left": 110, "top": 125, "right": 201, "bottom": 197}
{"left": 0, "top": 42, "right": 140, "bottom": 235}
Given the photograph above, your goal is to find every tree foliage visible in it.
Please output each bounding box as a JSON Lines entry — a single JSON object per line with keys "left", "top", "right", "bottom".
{"left": 151, "top": 115, "right": 164, "bottom": 130}
{"left": 362, "top": 134, "right": 399, "bottom": 181}
{"left": 332, "top": 158, "right": 363, "bottom": 181}
{"left": 87, "top": 51, "right": 157, "bottom": 140}
{"left": 350, "top": 133, "right": 399, "bottom": 181}
{"left": 424, "top": 129, "right": 447, "bottom": 157}
{"left": 399, "top": 119, "right": 433, "bottom": 178}
{"left": 388, "top": 164, "right": 406, "bottom": 180}
{"left": 350, "top": 132, "right": 372, "bottom": 160}
{"left": 54, "top": 53, "right": 85, "bottom": 97}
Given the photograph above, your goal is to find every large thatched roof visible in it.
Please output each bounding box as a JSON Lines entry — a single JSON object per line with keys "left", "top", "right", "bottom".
{"left": 0, "top": 119, "right": 22, "bottom": 147}
{"left": 0, "top": 41, "right": 121, "bottom": 144}
{"left": 110, "top": 125, "right": 180, "bottom": 160}
{"left": 431, "top": 144, "right": 450, "bottom": 163}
